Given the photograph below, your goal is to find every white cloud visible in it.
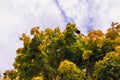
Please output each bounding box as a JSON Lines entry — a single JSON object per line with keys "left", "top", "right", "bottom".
{"left": 0, "top": 0, "right": 65, "bottom": 72}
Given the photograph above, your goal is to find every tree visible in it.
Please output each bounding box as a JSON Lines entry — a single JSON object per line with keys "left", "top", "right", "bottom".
{"left": 3, "top": 69, "right": 18, "bottom": 80}
{"left": 12, "top": 22, "right": 120, "bottom": 79}
{"left": 45, "top": 23, "right": 83, "bottom": 78}
{"left": 31, "top": 76, "right": 44, "bottom": 80}
{"left": 13, "top": 27, "right": 50, "bottom": 80}
{"left": 82, "top": 30, "right": 104, "bottom": 76}
{"left": 106, "top": 22, "right": 120, "bottom": 39}
{"left": 93, "top": 47, "right": 120, "bottom": 80}
{"left": 13, "top": 24, "right": 83, "bottom": 80}
{"left": 58, "top": 60, "right": 87, "bottom": 80}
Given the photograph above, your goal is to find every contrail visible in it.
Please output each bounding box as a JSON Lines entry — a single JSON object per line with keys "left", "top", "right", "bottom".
{"left": 54, "top": 0, "right": 75, "bottom": 24}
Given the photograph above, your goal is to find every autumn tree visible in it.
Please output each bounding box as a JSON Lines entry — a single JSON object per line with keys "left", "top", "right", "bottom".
{"left": 3, "top": 69, "right": 18, "bottom": 80}
{"left": 13, "top": 27, "right": 50, "bottom": 80}
{"left": 81, "top": 30, "right": 104, "bottom": 76}
{"left": 12, "top": 22, "right": 120, "bottom": 80}
{"left": 93, "top": 46, "right": 120, "bottom": 80}
{"left": 13, "top": 23, "right": 83, "bottom": 80}
{"left": 57, "top": 60, "right": 87, "bottom": 80}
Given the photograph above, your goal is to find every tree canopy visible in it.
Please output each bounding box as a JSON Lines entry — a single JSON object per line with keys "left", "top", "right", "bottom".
{"left": 3, "top": 22, "right": 120, "bottom": 80}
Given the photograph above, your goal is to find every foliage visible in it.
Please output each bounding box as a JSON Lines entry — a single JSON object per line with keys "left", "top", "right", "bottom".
{"left": 13, "top": 28, "right": 50, "bottom": 80}
{"left": 93, "top": 50, "right": 120, "bottom": 80}
{"left": 3, "top": 22, "right": 120, "bottom": 79}
{"left": 58, "top": 60, "right": 87, "bottom": 80}
{"left": 31, "top": 76, "right": 44, "bottom": 80}
{"left": 82, "top": 50, "right": 93, "bottom": 60}
{"left": 3, "top": 69, "right": 18, "bottom": 80}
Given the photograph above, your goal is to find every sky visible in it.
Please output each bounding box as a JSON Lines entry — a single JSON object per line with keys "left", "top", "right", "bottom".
{"left": 0, "top": 0, "right": 120, "bottom": 73}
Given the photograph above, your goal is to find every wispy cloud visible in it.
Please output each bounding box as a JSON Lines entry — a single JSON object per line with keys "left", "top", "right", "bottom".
{"left": 54, "top": 0, "right": 75, "bottom": 23}
{"left": 84, "top": 0, "right": 120, "bottom": 32}
{"left": 0, "top": 0, "right": 66, "bottom": 72}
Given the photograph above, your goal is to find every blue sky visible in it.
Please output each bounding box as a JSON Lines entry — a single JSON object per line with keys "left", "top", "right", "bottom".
{"left": 0, "top": 0, "right": 120, "bottom": 73}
